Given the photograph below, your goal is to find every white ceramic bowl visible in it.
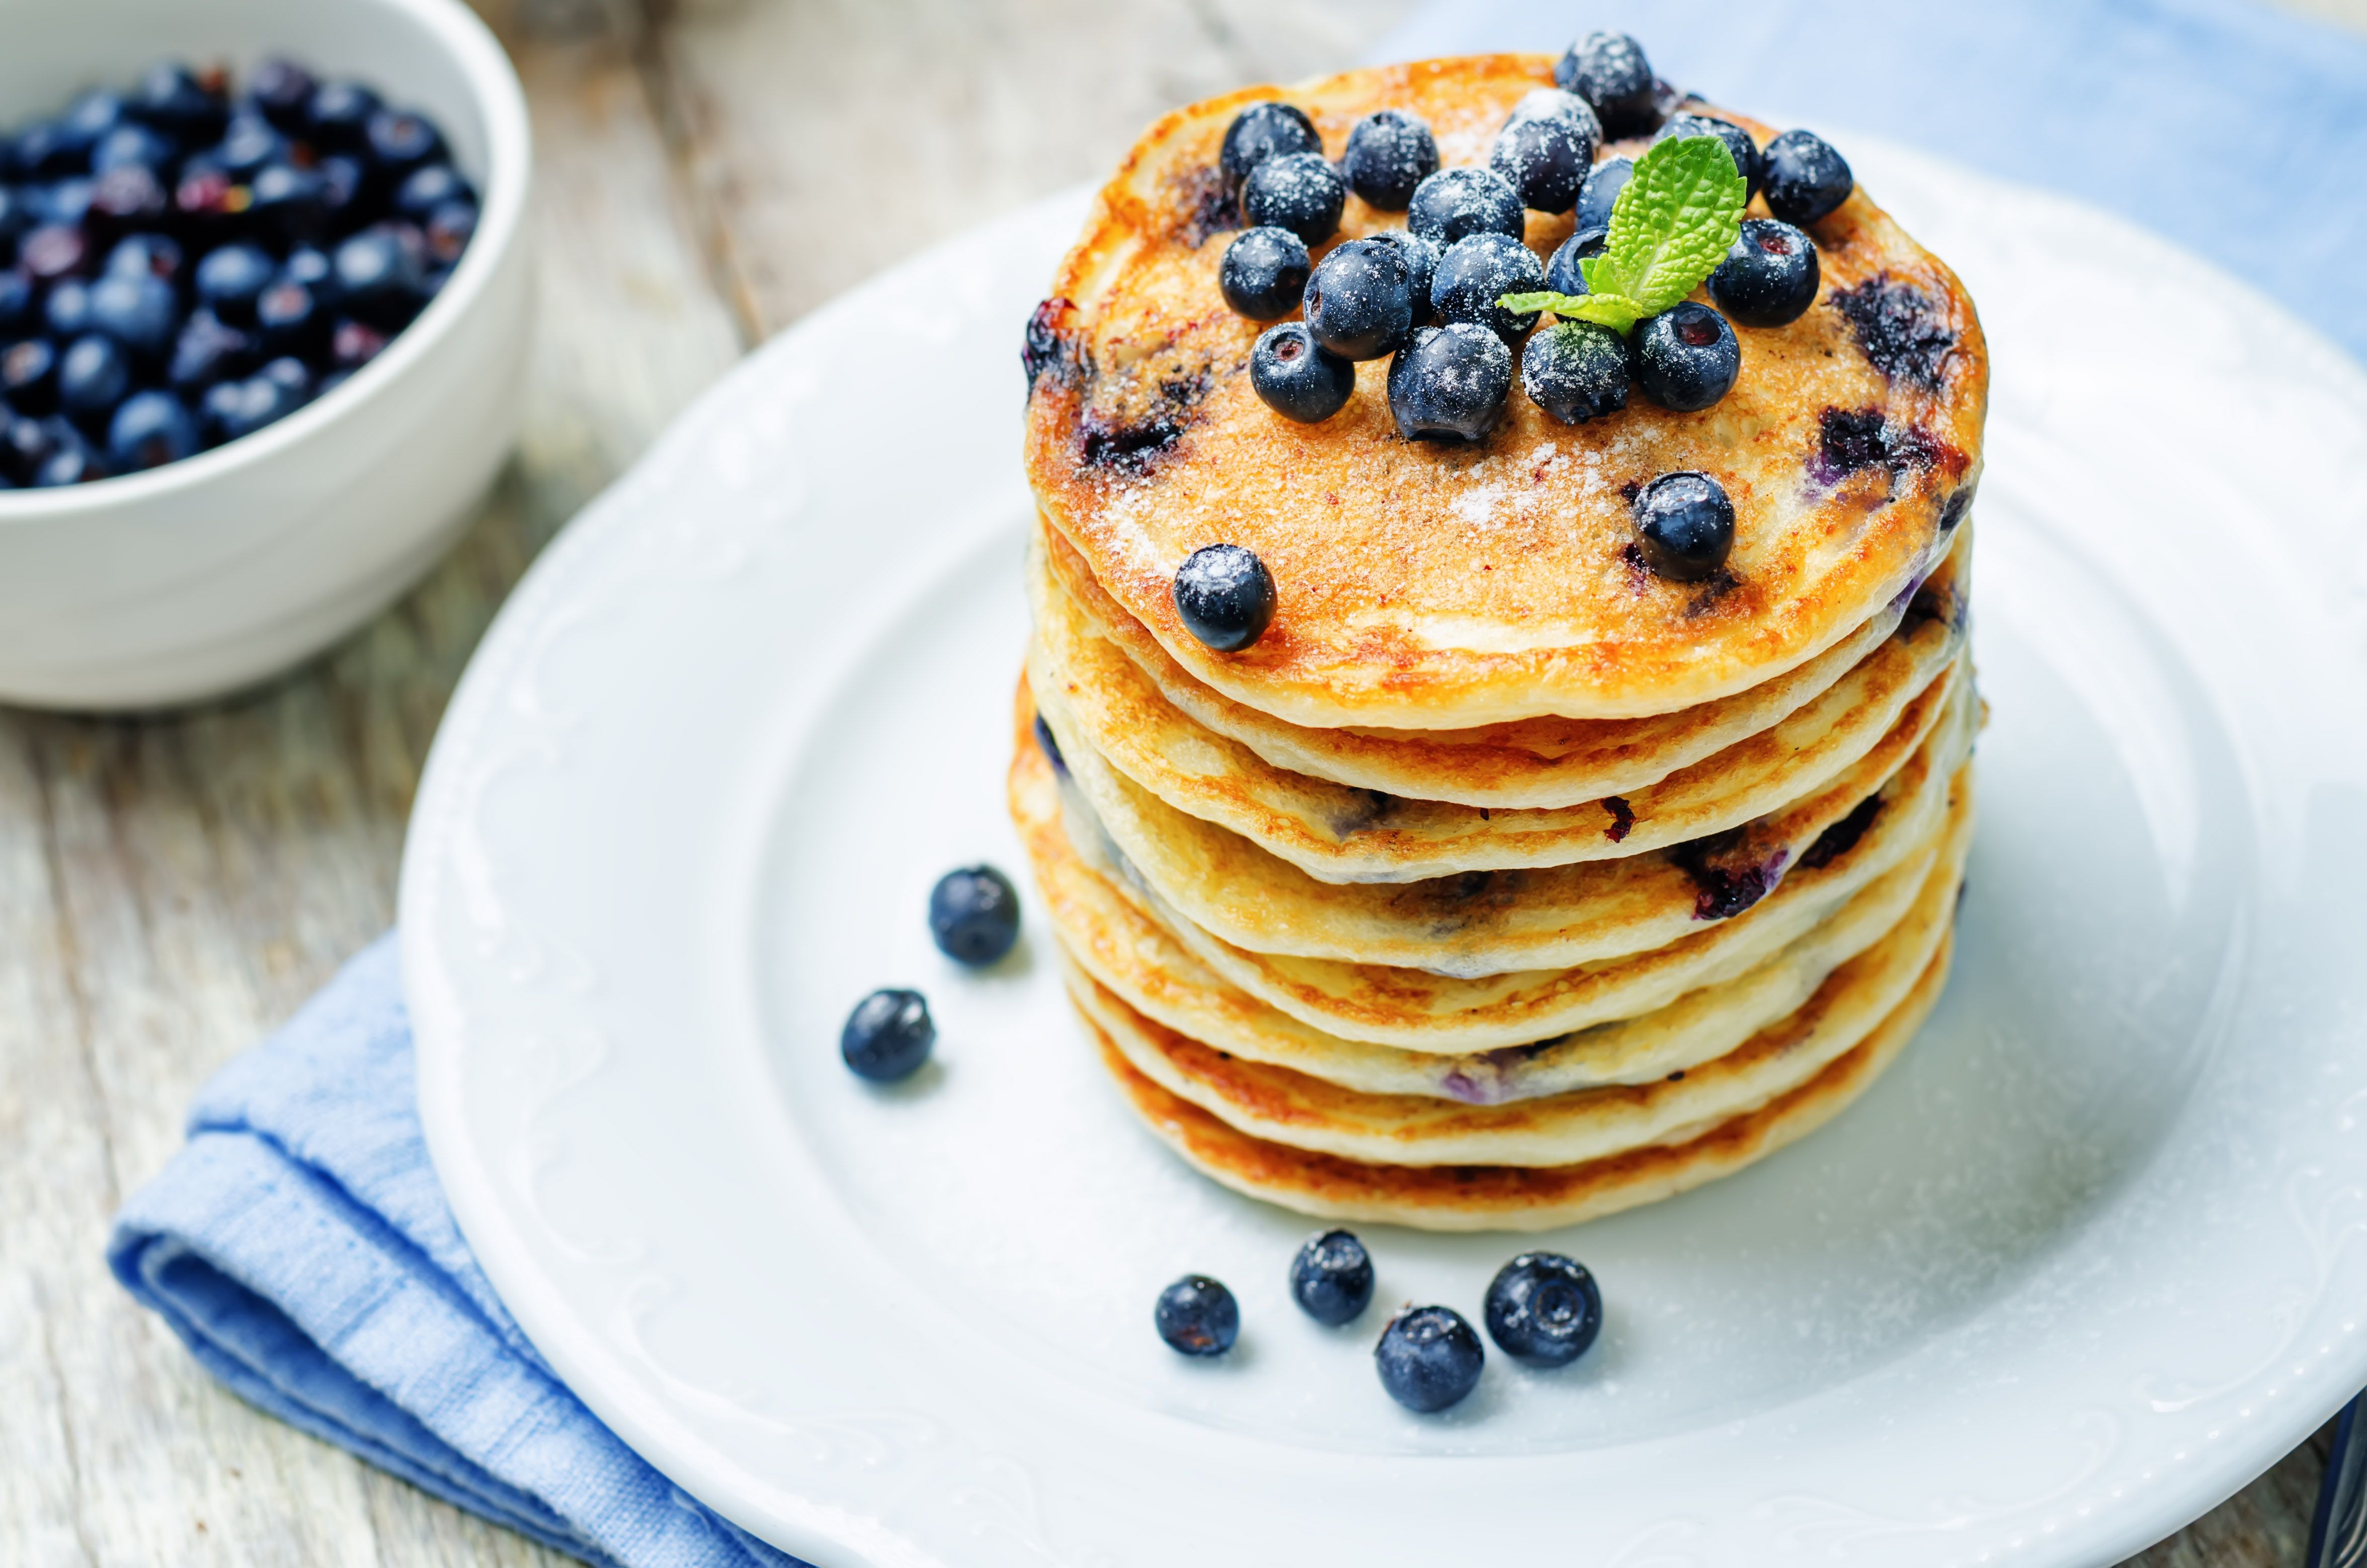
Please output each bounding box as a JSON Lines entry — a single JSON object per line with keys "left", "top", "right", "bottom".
{"left": 0, "top": 0, "right": 531, "bottom": 710}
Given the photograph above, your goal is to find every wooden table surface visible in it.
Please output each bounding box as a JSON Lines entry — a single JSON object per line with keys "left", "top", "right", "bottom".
{"left": 3, "top": 2, "right": 2361, "bottom": 1563}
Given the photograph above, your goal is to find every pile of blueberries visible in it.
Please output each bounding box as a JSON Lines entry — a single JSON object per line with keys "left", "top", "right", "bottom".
{"left": 1214, "top": 31, "right": 1851, "bottom": 443}
{"left": 0, "top": 58, "right": 476, "bottom": 488}
{"left": 1158, "top": 1231, "right": 1604, "bottom": 1414}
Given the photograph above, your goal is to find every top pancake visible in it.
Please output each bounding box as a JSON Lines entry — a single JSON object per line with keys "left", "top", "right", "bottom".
{"left": 1024, "top": 55, "right": 1988, "bottom": 728}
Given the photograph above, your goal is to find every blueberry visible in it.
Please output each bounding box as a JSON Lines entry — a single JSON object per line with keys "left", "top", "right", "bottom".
{"left": 0, "top": 267, "right": 31, "bottom": 335}
{"left": 1386, "top": 322, "right": 1511, "bottom": 442}
{"left": 283, "top": 244, "right": 335, "bottom": 295}
{"left": 840, "top": 987, "right": 934, "bottom": 1082}
{"left": 32, "top": 179, "right": 97, "bottom": 229}
{"left": 1555, "top": 31, "right": 1663, "bottom": 138}
{"left": 12, "top": 122, "right": 83, "bottom": 181}
{"left": 1543, "top": 224, "right": 1607, "bottom": 295}
{"left": 306, "top": 80, "right": 382, "bottom": 152}
{"left": 1374, "top": 1304, "right": 1484, "bottom": 1412}
{"left": 91, "top": 122, "right": 178, "bottom": 174}
{"left": 1032, "top": 713, "right": 1067, "bottom": 776}
{"left": 248, "top": 57, "right": 319, "bottom": 132}
{"left": 251, "top": 163, "right": 331, "bottom": 245}
{"left": 1483, "top": 1252, "right": 1603, "bottom": 1367}
{"left": 1302, "top": 237, "right": 1413, "bottom": 360}
{"left": 1172, "top": 542, "right": 1278, "bottom": 651}
{"left": 168, "top": 308, "right": 258, "bottom": 393}
{"left": 1654, "top": 114, "right": 1761, "bottom": 200}
{"left": 173, "top": 165, "right": 245, "bottom": 233}
{"left": 2, "top": 339, "right": 60, "bottom": 415}
{"left": 1154, "top": 1275, "right": 1239, "bottom": 1357}
{"left": 1241, "top": 151, "right": 1343, "bottom": 246}
{"left": 1430, "top": 232, "right": 1544, "bottom": 343}
{"left": 106, "top": 390, "right": 197, "bottom": 472}
{"left": 317, "top": 155, "right": 369, "bottom": 230}
{"left": 86, "top": 163, "right": 170, "bottom": 238}
{"left": 1709, "top": 218, "right": 1820, "bottom": 327}
{"left": 1406, "top": 167, "right": 1523, "bottom": 247}
{"left": 18, "top": 224, "right": 87, "bottom": 283}
{"left": 199, "top": 373, "right": 304, "bottom": 445}
{"left": 57, "top": 336, "right": 129, "bottom": 425}
{"left": 1573, "top": 156, "right": 1631, "bottom": 233}
{"left": 332, "top": 317, "right": 391, "bottom": 369}
{"left": 928, "top": 864, "right": 1021, "bottom": 965}
{"left": 85, "top": 271, "right": 179, "bottom": 363}
{"left": 1632, "top": 470, "right": 1736, "bottom": 581}
{"left": 1219, "top": 101, "right": 1320, "bottom": 191}
{"left": 1633, "top": 301, "right": 1739, "bottom": 411}
{"left": 1488, "top": 90, "right": 1599, "bottom": 214}
{"left": 30, "top": 419, "right": 107, "bottom": 485}
{"left": 1341, "top": 109, "right": 1437, "bottom": 210}
{"left": 365, "top": 109, "right": 444, "bottom": 178}
{"left": 44, "top": 279, "right": 94, "bottom": 338}
{"left": 106, "top": 233, "right": 185, "bottom": 285}
{"left": 1363, "top": 229, "right": 1439, "bottom": 322}
{"left": 259, "top": 355, "right": 313, "bottom": 402}
{"left": 0, "top": 415, "right": 56, "bottom": 484}
{"left": 256, "top": 279, "right": 329, "bottom": 358}
{"left": 333, "top": 228, "right": 425, "bottom": 329}
{"left": 196, "top": 242, "right": 277, "bottom": 325}
{"left": 1218, "top": 226, "right": 1309, "bottom": 320}
{"left": 395, "top": 163, "right": 474, "bottom": 217}
{"left": 0, "top": 188, "right": 28, "bottom": 257}
{"left": 1760, "top": 129, "right": 1853, "bottom": 226}
{"left": 1522, "top": 321, "right": 1629, "bottom": 424}
{"left": 215, "top": 110, "right": 286, "bottom": 178}
{"left": 130, "top": 63, "right": 228, "bottom": 143}
{"left": 1288, "top": 1229, "right": 1373, "bottom": 1326}
{"left": 57, "top": 91, "right": 129, "bottom": 159}
{"left": 1249, "top": 321, "right": 1353, "bottom": 424}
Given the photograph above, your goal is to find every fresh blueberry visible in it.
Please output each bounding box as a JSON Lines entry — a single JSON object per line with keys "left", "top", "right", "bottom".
{"left": 91, "top": 122, "right": 178, "bottom": 174}
{"left": 395, "top": 163, "right": 475, "bottom": 217}
{"left": 365, "top": 109, "right": 444, "bottom": 178}
{"left": 1522, "top": 321, "right": 1629, "bottom": 423}
{"left": 1631, "top": 470, "right": 1736, "bottom": 581}
{"left": 196, "top": 242, "right": 277, "bottom": 325}
{"left": 1375, "top": 1304, "right": 1484, "bottom": 1413}
{"left": 256, "top": 279, "right": 329, "bottom": 357}
{"left": 248, "top": 57, "right": 319, "bottom": 132}
{"left": 1654, "top": 114, "right": 1761, "bottom": 199}
{"left": 12, "top": 121, "right": 83, "bottom": 181}
{"left": 1543, "top": 224, "right": 1607, "bottom": 295}
{"left": 1032, "top": 713, "right": 1066, "bottom": 776}
{"left": 1288, "top": 1229, "right": 1373, "bottom": 1326}
{"left": 1430, "top": 231, "right": 1544, "bottom": 343}
{"left": 130, "top": 63, "right": 228, "bottom": 143}
{"left": 1219, "top": 101, "right": 1321, "bottom": 190}
{"left": 1250, "top": 321, "right": 1354, "bottom": 424}
{"left": 1172, "top": 542, "right": 1278, "bottom": 651}
{"left": 2, "top": 339, "right": 60, "bottom": 415}
{"left": 331, "top": 316, "right": 391, "bottom": 370}
{"left": 1483, "top": 1252, "right": 1603, "bottom": 1367}
{"left": 259, "top": 355, "right": 313, "bottom": 401}
{"left": 1154, "top": 1275, "right": 1239, "bottom": 1357}
{"left": 305, "top": 80, "right": 382, "bottom": 152}
{"left": 198, "top": 372, "right": 304, "bottom": 445}
{"left": 1709, "top": 218, "right": 1820, "bottom": 327}
{"left": 1555, "top": 31, "right": 1662, "bottom": 138}
{"left": 1573, "top": 155, "right": 1631, "bottom": 233}
{"left": 1341, "top": 108, "right": 1437, "bottom": 210}
{"left": 57, "top": 91, "right": 130, "bottom": 159}
{"left": 1633, "top": 301, "right": 1739, "bottom": 411}
{"left": 31, "top": 179, "right": 97, "bottom": 229}
{"left": 1217, "top": 226, "right": 1310, "bottom": 320}
{"left": 928, "top": 865, "right": 1021, "bottom": 965}
{"left": 1760, "top": 129, "right": 1854, "bottom": 226}
{"left": 1406, "top": 167, "right": 1523, "bottom": 247}
{"left": 0, "top": 417, "right": 51, "bottom": 485}
{"left": 0, "top": 187, "right": 28, "bottom": 257}
{"left": 168, "top": 308, "right": 258, "bottom": 393}
{"left": 85, "top": 271, "right": 179, "bottom": 363}
{"left": 44, "top": 279, "right": 94, "bottom": 338}
{"left": 0, "top": 266, "right": 31, "bottom": 335}
{"left": 1302, "top": 237, "right": 1413, "bottom": 360}
{"left": 173, "top": 164, "right": 245, "bottom": 233}
{"left": 1386, "top": 322, "right": 1512, "bottom": 442}
{"left": 106, "top": 390, "right": 198, "bottom": 472}
{"left": 333, "top": 227, "right": 425, "bottom": 328}
{"left": 1488, "top": 90, "right": 1599, "bottom": 214}
{"left": 30, "top": 419, "right": 107, "bottom": 486}
{"left": 215, "top": 110, "right": 286, "bottom": 178}
{"left": 840, "top": 988, "right": 934, "bottom": 1082}
{"left": 1362, "top": 229, "right": 1439, "bottom": 323}
{"left": 57, "top": 336, "right": 129, "bottom": 426}
{"left": 251, "top": 163, "right": 331, "bottom": 245}
{"left": 85, "top": 164, "right": 170, "bottom": 237}
{"left": 1241, "top": 151, "right": 1344, "bottom": 246}
{"left": 105, "top": 233, "right": 185, "bottom": 285}
{"left": 317, "top": 154, "right": 369, "bottom": 231}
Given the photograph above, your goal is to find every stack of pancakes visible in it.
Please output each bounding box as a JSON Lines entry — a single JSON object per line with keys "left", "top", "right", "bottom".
{"left": 1011, "top": 58, "right": 1988, "bottom": 1232}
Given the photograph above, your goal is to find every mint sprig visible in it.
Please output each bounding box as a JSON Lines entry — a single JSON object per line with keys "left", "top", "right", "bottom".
{"left": 1499, "top": 133, "right": 1748, "bottom": 335}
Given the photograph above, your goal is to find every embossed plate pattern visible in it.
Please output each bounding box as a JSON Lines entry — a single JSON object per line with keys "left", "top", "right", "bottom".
{"left": 403, "top": 142, "right": 2367, "bottom": 1566}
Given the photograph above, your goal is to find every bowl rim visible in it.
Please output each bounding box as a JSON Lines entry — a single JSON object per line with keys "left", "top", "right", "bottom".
{"left": 0, "top": 0, "right": 533, "bottom": 524}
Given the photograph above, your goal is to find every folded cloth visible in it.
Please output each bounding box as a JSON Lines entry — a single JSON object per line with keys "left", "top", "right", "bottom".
{"left": 1380, "top": 0, "right": 2367, "bottom": 364}
{"left": 107, "top": 937, "right": 802, "bottom": 1568}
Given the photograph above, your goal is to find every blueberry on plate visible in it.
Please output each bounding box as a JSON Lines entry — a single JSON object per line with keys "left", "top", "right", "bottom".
{"left": 1288, "top": 1229, "right": 1374, "bottom": 1326}
{"left": 1219, "top": 101, "right": 1321, "bottom": 191}
{"left": 1341, "top": 108, "right": 1437, "bottom": 211}
{"left": 1302, "top": 237, "right": 1413, "bottom": 360}
{"left": 1631, "top": 470, "right": 1736, "bottom": 581}
{"left": 1386, "top": 322, "right": 1512, "bottom": 442}
{"left": 1633, "top": 302, "right": 1739, "bottom": 411}
{"left": 1555, "top": 31, "right": 1662, "bottom": 138}
{"left": 1543, "top": 224, "right": 1607, "bottom": 296}
{"left": 1375, "top": 1304, "right": 1484, "bottom": 1412}
{"left": 1217, "top": 225, "right": 1310, "bottom": 321}
{"left": 1573, "top": 155, "right": 1631, "bottom": 234}
{"left": 106, "top": 390, "right": 198, "bottom": 472}
{"left": 1172, "top": 542, "right": 1278, "bottom": 651}
{"left": 1483, "top": 1252, "right": 1603, "bottom": 1367}
{"left": 1241, "top": 151, "right": 1344, "bottom": 246}
{"left": 1653, "top": 113, "right": 1761, "bottom": 198}
{"left": 1250, "top": 321, "right": 1354, "bottom": 423}
{"left": 196, "top": 242, "right": 278, "bottom": 325}
{"left": 1709, "top": 218, "right": 1820, "bottom": 327}
{"left": 1522, "top": 321, "right": 1629, "bottom": 424}
{"left": 928, "top": 865, "right": 1021, "bottom": 966}
{"left": 1155, "top": 1275, "right": 1239, "bottom": 1357}
{"left": 169, "top": 309, "right": 258, "bottom": 393}
{"left": 1760, "top": 129, "right": 1854, "bottom": 226}
{"left": 306, "top": 79, "right": 383, "bottom": 152}
{"left": 86, "top": 270, "right": 179, "bottom": 363}
{"left": 57, "top": 335, "right": 130, "bottom": 426}
{"left": 1406, "top": 167, "right": 1523, "bottom": 248}
{"left": 840, "top": 987, "right": 935, "bottom": 1082}
{"left": 1430, "top": 231, "right": 1544, "bottom": 343}
{"left": 1488, "top": 89, "right": 1598, "bottom": 214}
{"left": 1361, "top": 230, "right": 1439, "bottom": 323}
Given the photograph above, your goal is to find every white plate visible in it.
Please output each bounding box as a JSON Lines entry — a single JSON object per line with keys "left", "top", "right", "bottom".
{"left": 402, "top": 141, "right": 2367, "bottom": 1567}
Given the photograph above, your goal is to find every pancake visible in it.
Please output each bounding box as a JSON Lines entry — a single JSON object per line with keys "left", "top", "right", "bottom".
{"left": 1029, "top": 522, "right": 1969, "bottom": 883}
{"left": 1038, "top": 654, "right": 1970, "bottom": 973}
{"left": 1024, "top": 56, "right": 1988, "bottom": 729}
{"left": 1040, "top": 516, "right": 1968, "bottom": 810}
{"left": 1086, "top": 931, "right": 1954, "bottom": 1231}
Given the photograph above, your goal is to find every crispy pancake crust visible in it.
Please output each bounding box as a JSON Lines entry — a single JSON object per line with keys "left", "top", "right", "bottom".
{"left": 1024, "top": 56, "right": 1987, "bottom": 727}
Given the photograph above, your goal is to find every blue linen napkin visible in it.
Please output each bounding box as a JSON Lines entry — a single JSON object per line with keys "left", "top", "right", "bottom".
{"left": 106, "top": 936, "right": 801, "bottom": 1568}
{"left": 1381, "top": 0, "right": 2367, "bottom": 364}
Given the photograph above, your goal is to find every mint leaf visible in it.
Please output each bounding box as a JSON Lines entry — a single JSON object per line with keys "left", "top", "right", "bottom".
{"left": 1584, "top": 134, "right": 1747, "bottom": 316}
{"left": 1498, "top": 289, "right": 1648, "bottom": 333}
